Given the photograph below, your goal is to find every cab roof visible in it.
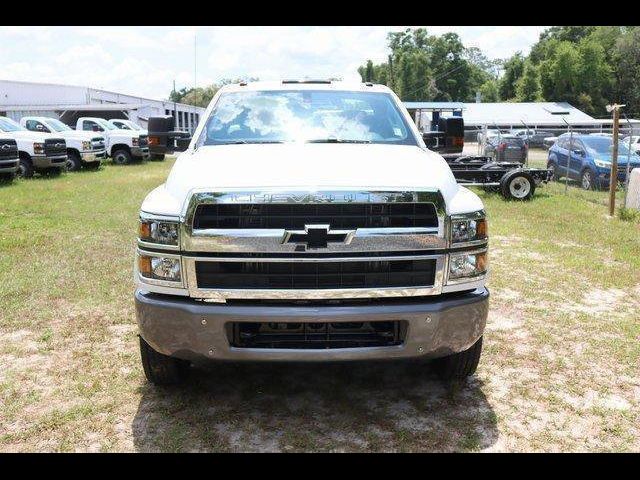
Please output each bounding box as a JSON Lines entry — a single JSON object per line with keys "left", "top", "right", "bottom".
{"left": 219, "top": 80, "right": 393, "bottom": 94}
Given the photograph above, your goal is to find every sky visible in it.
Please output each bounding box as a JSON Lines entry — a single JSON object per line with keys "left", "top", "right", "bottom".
{"left": 0, "top": 26, "right": 549, "bottom": 101}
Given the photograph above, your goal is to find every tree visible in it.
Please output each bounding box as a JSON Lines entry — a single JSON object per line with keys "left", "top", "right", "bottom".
{"left": 516, "top": 62, "right": 542, "bottom": 102}
{"left": 168, "top": 78, "right": 258, "bottom": 107}
{"left": 479, "top": 79, "right": 500, "bottom": 102}
{"left": 499, "top": 53, "right": 525, "bottom": 101}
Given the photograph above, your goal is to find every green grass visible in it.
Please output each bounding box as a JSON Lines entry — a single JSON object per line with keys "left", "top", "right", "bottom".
{"left": 0, "top": 158, "right": 639, "bottom": 452}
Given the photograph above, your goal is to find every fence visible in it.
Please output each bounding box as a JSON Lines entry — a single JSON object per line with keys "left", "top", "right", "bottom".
{"left": 465, "top": 122, "right": 640, "bottom": 214}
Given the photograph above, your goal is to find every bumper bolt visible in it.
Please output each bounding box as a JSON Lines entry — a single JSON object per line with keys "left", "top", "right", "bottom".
{"left": 208, "top": 349, "right": 215, "bottom": 356}
{"left": 425, "top": 317, "right": 431, "bottom": 323}
{"left": 418, "top": 346, "right": 424, "bottom": 353}
{"left": 201, "top": 319, "right": 207, "bottom": 326}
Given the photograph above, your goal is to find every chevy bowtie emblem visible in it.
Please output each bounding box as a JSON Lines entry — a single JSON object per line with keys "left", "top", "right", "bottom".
{"left": 282, "top": 224, "right": 356, "bottom": 249}
{"left": 1, "top": 144, "right": 10, "bottom": 150}
{"left": 55, "top": 143, "right": 63, "bottom": 148}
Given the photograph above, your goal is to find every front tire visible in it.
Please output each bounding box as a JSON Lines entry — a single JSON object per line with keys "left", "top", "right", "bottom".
{"left": 581, "top": 168, "right": 596, "bottom": 191}
{"left": 112, "top": 149, "right": 132, "bottom": 165}
{"left": 66, "top": 151, "right": 82, "bottom": 171}
{"left": 500, "top": 170, "right": 535, "bottom": 200}
{"left": 433, "top": 336, "right": 483, "bottom": 381}
{"left": 139, "top": 336, "right": 189, "bottom": 385}
{"left": 17, "top": 156, "right": 34, "bottom": 178}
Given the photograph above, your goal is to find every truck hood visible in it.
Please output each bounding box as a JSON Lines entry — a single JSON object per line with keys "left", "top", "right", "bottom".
{"left": 3, "top": 130, "right": 55, "bottom": 142}
{"left": 57, "top": 130, "right": 101, "bottom": 141}
{"left": 160, "top": 144, "right": 469, "bottom": 214}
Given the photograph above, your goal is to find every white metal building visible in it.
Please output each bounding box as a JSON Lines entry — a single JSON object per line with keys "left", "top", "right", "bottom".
{"left": 0, "top": 79, "right": 205, "bottom": 133}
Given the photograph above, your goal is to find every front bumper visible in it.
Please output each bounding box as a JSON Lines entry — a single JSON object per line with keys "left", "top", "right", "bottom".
{"left": 32, "top": 154, "right": 67, "bottom": 169}
{"left": 135, "top": 287, "right": 489, "bottom": 363}
{"left": 131, "top": 147, "right": 149, "bottom": 158}
{"left": 81, "top": 150, "right": 106, "bottom": 162}
{"left": 0, "top": 158, "right": 19, "bottom": 173}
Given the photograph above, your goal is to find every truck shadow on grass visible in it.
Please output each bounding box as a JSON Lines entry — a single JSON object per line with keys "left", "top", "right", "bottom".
{"left": 132, "top": 360, "right": 498, "bottom": 452}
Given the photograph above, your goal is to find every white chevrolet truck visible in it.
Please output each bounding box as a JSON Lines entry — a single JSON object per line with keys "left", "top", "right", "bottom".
{"left": 21, "top": 117, "right": 106, "bottom": 171}
{"left": 134, "top": 81, "right": 489, "bottom": 385}
{"left": 76, "top": 117, "right": 149, "bottom": 164}
{"left": 0, "top": 116, "right": 67, "bottom": 177}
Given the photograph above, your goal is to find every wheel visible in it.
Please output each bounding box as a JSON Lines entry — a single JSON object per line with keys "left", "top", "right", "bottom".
{"left": 150, "top": 154, "right": 165, "bottom": 161}
{"left": 66, "top": 151, "right": 82, "bottom": 171}
{"left": 82, "top": 160, "right": 101, "bottom": 170}
{"left": 500, "top": 170, "right": 535, "bottom": 200}
{"left": 17, "top": 156, "right": 34, "bottom": 178}
{"left": 112, "top": 149, "right": 132, "bottom": 165}
{"left": 139, "top": 336, "right": 189, "bottom": 385}
{"left": 580, "top": 168, "right": 596, "bottom": 191}
{"left": 547, "top": 161, "right": 559, "bottom": 181}
{"left": 434, "top": 336, "right": 483, "bottom": 381}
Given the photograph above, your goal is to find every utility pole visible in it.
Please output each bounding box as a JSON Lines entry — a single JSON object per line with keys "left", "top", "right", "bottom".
{"left": 607, "top": 104, "right": 624, "bottom": 216}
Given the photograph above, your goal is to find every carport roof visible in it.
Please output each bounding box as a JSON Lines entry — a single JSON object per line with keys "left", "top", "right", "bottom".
{"left": 457, "top": 102, "right": 596, "bottom": 126}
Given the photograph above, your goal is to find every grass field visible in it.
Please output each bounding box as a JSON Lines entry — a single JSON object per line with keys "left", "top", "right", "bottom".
{"left": 1, "top": 157, "right": 639, "bottom": 452}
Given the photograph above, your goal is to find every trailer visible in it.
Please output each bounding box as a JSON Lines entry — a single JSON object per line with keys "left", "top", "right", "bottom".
{"left": 405, "top": 102, "right": 552, "bottom": 200}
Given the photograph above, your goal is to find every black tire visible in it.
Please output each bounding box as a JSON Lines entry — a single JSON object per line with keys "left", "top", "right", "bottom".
{"left": 82, "top": 160, "right": 101, "bottom": 170}
{"left": 433, "top": 336, "right": 483, "bottom": 381}
{"left": 139, "top": 336, "right": 189, "bottom": 385}
{"left": 580, "top": 168, "right": 596, "bottom": 191}
{"left": 150, "top": 154, "right": 165, "bottom": 161}
{"left": 112, "top": 148, "right": 132, "bottom": 165}
{"left": 66, "top": 151, "right": 82, "bottom": 171}
{"left": 500, "top": 170, "right": 535, "bottom": 201}
{"left": 547, "top": 161, "right": 559, "bottom": 181}
{"left": 17, "top": 156, "right": 34, "bottom": 178}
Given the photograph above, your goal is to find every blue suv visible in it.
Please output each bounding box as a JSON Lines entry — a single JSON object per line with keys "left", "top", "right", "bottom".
{"left": 547, "top": 134, "right": 640, "bottom": 190}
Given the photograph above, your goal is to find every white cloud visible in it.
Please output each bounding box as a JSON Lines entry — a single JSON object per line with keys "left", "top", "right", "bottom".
{"left": 0, "top": 26, "right": 549, "bottom": 100}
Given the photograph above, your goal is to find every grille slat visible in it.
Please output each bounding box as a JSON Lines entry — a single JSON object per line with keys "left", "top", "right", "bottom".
{"left": 0, "top": 140, "right": 18, "bottom": 160}
{"left": 195, "top": 259, "right": 436, "bottom": 289}
{"left": 193, "top": 202, "right": 438, "bottom": 230}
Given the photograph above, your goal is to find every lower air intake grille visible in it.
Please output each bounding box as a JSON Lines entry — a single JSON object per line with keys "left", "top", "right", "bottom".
{"left": 195, "top": 259, "right": 437, "bottom": 289}
{"left": 231, "top": 321, "right": 404, "bottom": 349}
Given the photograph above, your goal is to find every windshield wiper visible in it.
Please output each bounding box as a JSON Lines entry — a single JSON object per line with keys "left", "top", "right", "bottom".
{"left": 306, "top": 138, "right": 371, "bottom": 144}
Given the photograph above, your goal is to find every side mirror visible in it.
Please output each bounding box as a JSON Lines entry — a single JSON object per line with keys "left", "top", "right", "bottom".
{"left": 572, "top": 148, "right": 584, "bottom": 156}
{"left": 173, "top": 136, "right": 191, "bottom": 152}
{"left": 92, "top": 125, "right": 103, "bottom": 132}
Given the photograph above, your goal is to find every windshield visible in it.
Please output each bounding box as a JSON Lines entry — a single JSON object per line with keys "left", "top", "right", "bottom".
{"left": 582, "top": 136, "right": 634, "bottom": 157}
{"left": 125, "top": 121, "right": 143, "bottom": 131}
{"left": 198, "top": 90, "right": 417, "bottom": 146}
{"left": 0, "top": 117, "right": 26, "bottom": 132}
{"left": 94, "top": 119, "right": 117, "bottom": 130}
{"left": 45, "top": 118, "right": 72, "bottom": 132}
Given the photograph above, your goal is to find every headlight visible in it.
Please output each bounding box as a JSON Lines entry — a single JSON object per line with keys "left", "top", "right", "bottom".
{"left": 450, "top": 214, "right": 487, "bottom": 244}
{"left": 33, "top": 142, "right": 44, "bottom": 155}
{"left": 132, "top": 137, "right": 139, "bottom": 147}
{"left": 138, "top": 253, "right": 181, "bottom": 282}
{"left": 594, "top": 159, "right": 610, "bottom": 169}
{"left": 82, "top": 141, "right": 92, "bottom": 150}
{"left": 448, "top": 251, "right": 488, "bottom": 282}
{"left": 139, "top": 217, "right": 179, "bottom": 246}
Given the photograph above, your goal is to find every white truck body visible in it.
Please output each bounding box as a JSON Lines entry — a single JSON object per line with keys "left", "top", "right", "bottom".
{"left": 0, "top": 116, "right": 67, "bottom": 177}
{"left": 75, "top": 117, "right": 149, "bottom": 162}
{"left": 21, "top": 116, "right": 106, "bottom": 169}
{"left": 134, "top": 81, "right": 489, "bottom": 384}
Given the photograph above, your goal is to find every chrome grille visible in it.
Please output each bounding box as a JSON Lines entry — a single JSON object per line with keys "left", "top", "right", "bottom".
{"left": 44, "top": 138, "right": 66, "bottom": 156}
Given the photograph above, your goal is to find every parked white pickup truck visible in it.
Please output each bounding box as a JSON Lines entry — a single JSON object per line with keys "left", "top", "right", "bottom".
{"left": 109, "top": 119, "right": 167, "bottom": 161}
{"left": 134, "top": 81, "right": 489, "bottom": 386}
{"left": 0, "top": 116, "right": 67, "bottom": 177}
{"left": 76, "top": 117, "right": 149, "bottom": 164}
{"left": 21, "top": 116, "right": 106, "bottom": 171}
{"left": 0, "top": 137, "right": 19, "bottom": 182}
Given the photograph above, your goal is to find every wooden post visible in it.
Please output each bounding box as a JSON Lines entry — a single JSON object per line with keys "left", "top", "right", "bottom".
{"left": 609, "top": 106, "right": 620, "bottom": 216}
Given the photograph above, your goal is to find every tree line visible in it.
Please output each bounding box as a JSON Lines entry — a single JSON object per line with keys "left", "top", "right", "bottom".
{"left": 169, "top": 27, "right": 640, "bottom": 118}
